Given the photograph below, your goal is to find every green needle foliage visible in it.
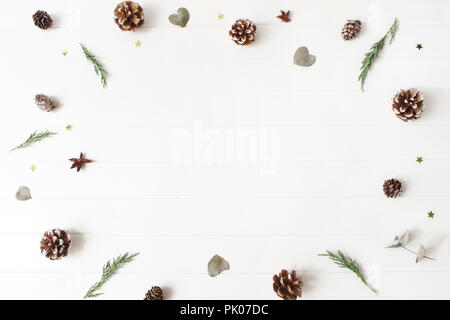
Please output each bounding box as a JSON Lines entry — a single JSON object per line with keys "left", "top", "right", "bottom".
{"left": 80, "top": 43, "right": 108, "bottom": 88}
{"left": 319, "top": 250, "right": 377, "bottom": 293}
{"left": 358, "top": 18, "right": 398, "bottom": 91}
{"left": 10, "top": 130, "right": 57, "bottom": 151}
{"left": 84, "top": 252, "right": 139, "bottom": 299}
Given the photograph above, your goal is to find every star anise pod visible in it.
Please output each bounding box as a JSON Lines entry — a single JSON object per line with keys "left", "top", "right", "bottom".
{"left": 69, "top": 152, "right": 93, "bottom": 172}
{"left": 277, "top": 10, "right": 291, "bottom": 22}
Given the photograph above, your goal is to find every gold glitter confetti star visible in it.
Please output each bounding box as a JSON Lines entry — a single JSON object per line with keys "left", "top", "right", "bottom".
{"left": 416, "top": 156, "right": 423, "bottom": 164}
{"left": 30, "top": 165, "right": 37, "bottom": 172}
{"left": 218, "top": 13, "right": 224, "bottom": 20}
{"left": 66, "top": 124, "right": 72, "bottom": 131}
{"left": 62, "top": 50, "right": 68, "bottom": 56}
{"left": 135, "top": 40, "right": 142, "bottom": 47}
{"left": 427, "top": 211, "right": 434, "bottom": 218}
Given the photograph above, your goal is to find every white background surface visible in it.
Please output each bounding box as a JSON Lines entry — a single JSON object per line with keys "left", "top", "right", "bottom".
{"left": 0, "top": 0, "right": 449, "bottom": 299}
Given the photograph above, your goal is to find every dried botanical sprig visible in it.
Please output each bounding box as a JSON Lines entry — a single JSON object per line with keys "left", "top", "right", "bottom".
{"left": 80, "top": 43, "right": 108, "bottom": 88}
{"left": 358, "top": 18, "right": 398, "bottom": 91}
{"left": 84, "top": 252, "right": 139, "bottom": 299}
{"left": 10, "top": 130, "right": 57, "bottom": 151}
{"left": 385, "top": 231, "right": 435, "bottom": 262}
{"left": 319, "top": 250, "right": 376, "bottom": 293}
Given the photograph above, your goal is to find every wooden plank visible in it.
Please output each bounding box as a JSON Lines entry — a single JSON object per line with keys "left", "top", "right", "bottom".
{"left": 0, "top": 197, "right": 448, "bottom": 235}
{"left": 0, "top": 271, "right": 448, "bottom": 299}
{"left": 0, "top": 234, "right": 447, "bottom": 274}
{"left": 2, "top": 125, "right": 450, "bottom": 163}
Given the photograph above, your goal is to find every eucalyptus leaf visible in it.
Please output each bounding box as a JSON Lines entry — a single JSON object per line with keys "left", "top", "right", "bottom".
{"left": 168, "top": 8, "right": 190, "bottom": 27}
{"left": 398, "top": 231, "right": 410, "bottom": 246}
{"left": 208, "top": 254, "right": 230, "bottom": 277}
{"left": 293, "top": 47, "right": 316, "bottom": 67}
{"left": 15, "top": 186, "right": 32, "bottom": 201}
{"left": 385, "top": 237, "right": 401, "bottom": 248}
{"left": 416, "top": 244, "right": 426, "bottom": 263}
{"left": 385, "top": 231, "right": 410, "bottom": 248}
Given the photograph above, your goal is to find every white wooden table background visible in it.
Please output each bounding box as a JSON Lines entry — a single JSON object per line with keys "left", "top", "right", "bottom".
{"left": 0, "top": 0, "right": 449, "bottom": 299}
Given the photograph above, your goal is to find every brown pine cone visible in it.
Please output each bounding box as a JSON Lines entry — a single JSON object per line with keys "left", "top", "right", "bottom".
{"left": 114, "top": 1, "right": 144, "bottom": 31}
{"left": 273, "top": 269, "right": 303, "bottom": 300}
{"left": 383, "top": 179, "right": 402, "bottom": 198}
{"left": 35, "top": 94, "right": 58, "bottom": 112}
{"left": 341, "top": 20, "right": 361, "bottom": 40}
{"left": 392, "top": 89, "right": 424, "bottom": 122}
{"left": 144, "top": 286, "right": 163, "bottom": 300}
{"left": 33, "top": 10, "right": 53, "bottom": 30}
{"left": 229, "top": 19, "right": 256, "bottom": 45}
{"left": 40, "top": 229, "right": 71, "bottom": 260}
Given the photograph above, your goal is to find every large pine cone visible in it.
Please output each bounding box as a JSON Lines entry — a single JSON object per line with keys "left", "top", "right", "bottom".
{"left": 144, "top": 286, "right": 163, "bottom": 300}
{"left": 229, "top": 19, "right": 256, "bottom": 45}
{"left": 383, "top": 179, "right": 402, "bottom": 198}
{"left": 341, "top": 20, "right": 361, "bottom": 40}
{"left": 392, "top": 89, "right": 424, "bottom": 122}
{"left": 114, "top": 1, "right": 144, "bottom": 31}
{"left": 35, "top": 94, "right": 57, "bottom": 112}
{"left": 33, "top": 10, "right": 53, "bottom": 30}
{"left": 40, "top": 229, "right": 71, "bottom": 260}
{"left": 273, "top": 269, "right": 303, "bottom": 300}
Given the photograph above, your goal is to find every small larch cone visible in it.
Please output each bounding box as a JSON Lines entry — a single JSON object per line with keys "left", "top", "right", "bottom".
{"left": 33, "top": 10, "right": 53, "bottom": 30}
{"left": 40, "top": 229, "right": 71, "bottom": 260}
{"left": 383, "top": 179, "right": 402, "bottom": 198}
{"left": 114, "top": 1, "right": 144, "bottom": 31}
{"left": 35, "top": 94, "right": 58, "bottom": 112}
{"left": 144, "top": 286, "right": 163, "bottom": 300}
{"left": 273, "top": 269, "right": 303, "bottom": 300}
{"left": 229, "top": 19, "right": 256, "bottom": 45}
{"left": 392, "top": 89, "right": 424, "bottom": 122}
{"left": 341, "top": 20, "right": 361, "bottom": 40}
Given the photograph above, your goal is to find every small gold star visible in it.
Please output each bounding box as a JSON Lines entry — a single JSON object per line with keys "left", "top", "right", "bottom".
{"left": 427, "top": 211, "right": 434, "bottom": 218}
{"left": 416, "top": 156, "right": 423, "bottom": 164}
{"left": 416, "top": 44, "right": 423, "bottom": 50}
{"left": 66, "top": 124, "right": 72, "bottom": 131}
{"left": 218, "top": 13, "right": 224, "bottom": 20}
{"left": 30, "top": 165, "right": 37, "bottom": 172}
{"left": 62, "top": 50, "right": 68, "bottom": 56}
{"left": 135, "top": 40, "right": 142, "bottom": 47}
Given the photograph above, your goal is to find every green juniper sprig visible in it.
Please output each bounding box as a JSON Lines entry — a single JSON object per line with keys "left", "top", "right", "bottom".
{"left": 84, "top": 252, "right": 139, "bottom": 299}
{"left": 80, "top": 43, "right": 108, "bottom": 88}
{"left": 319, "top": 250, "right": 377, "bottom": 293}
{"left": 358, "top": 18, "right": 398, "bottom": 91}
{"left": 10, "top": 130, "right": 57, "bottom": 151}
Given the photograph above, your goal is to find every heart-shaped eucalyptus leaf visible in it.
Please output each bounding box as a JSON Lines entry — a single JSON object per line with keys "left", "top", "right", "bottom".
{"left": 168, "top": 8, "right": 190, "bottom": 27}
{"left": 208, "top": 254, "right": 230, "bottom": 277}
{"left": 293, "top": 46, "right": 316, "bottom": 67}
{"left": 15, "top": 186, "right": 32, "bottom": 201}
